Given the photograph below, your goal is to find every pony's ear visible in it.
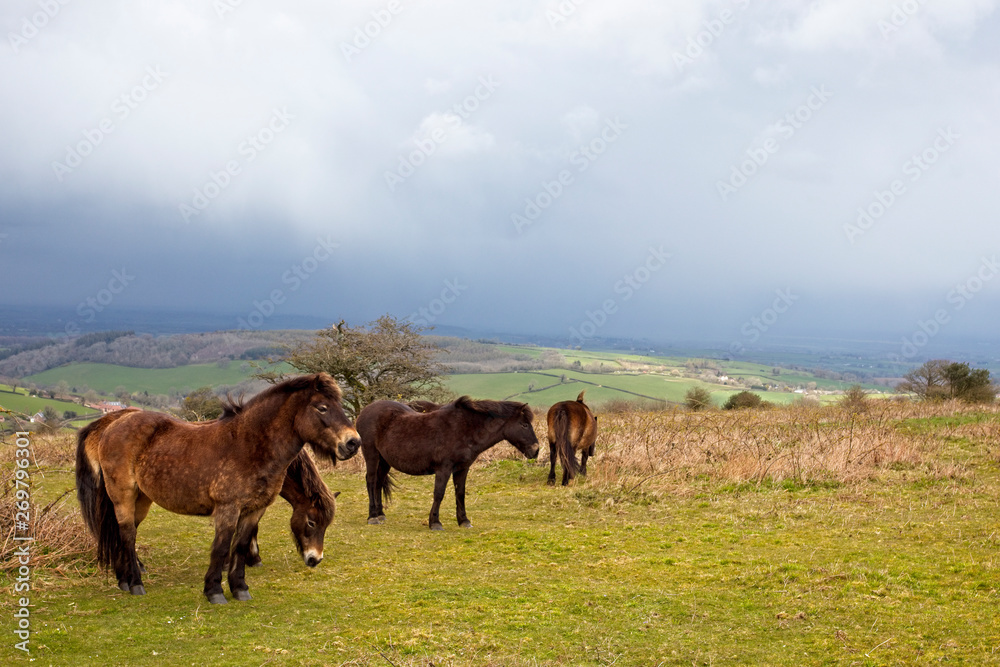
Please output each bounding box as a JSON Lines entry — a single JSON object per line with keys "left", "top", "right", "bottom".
{"left": 576, "top": 391, "right": 586, "bottom": 402}
{"left": 333, "top": 491, "right": 341, "bottom": 498}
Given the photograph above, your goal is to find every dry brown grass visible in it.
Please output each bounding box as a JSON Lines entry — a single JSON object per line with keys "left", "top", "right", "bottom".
{"left": 545, "top": 399, "right": 993, "bottom": 498}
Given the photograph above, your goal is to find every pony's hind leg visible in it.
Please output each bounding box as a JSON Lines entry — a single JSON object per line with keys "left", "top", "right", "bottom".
{"left": 579, "top": 448, "right": 590, "bottom": 477}
{"left": 453, "top": 467, "right": 472, "bottom": 528}
{"left": 546, "top": 438, "right": 558, "bottom": 486}
{"left": 366, "top": 457, "right": 391, "bottom": 524}
{"left": 228, "top": 508, "right": 266, "bottom": 601}
{"left": 205, "top": 505, "right": 240, "bottom": 604}
{"left": 105, "top": 484, "right": 146, "bottom": 595}
{"left": 133, "top": 493, "right": 153, "bottom": 573}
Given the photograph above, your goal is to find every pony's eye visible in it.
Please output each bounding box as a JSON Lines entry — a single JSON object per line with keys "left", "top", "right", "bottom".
{"left": 316, "top": 405, "right": 328, "bottom": 413}
{"left": 306, "top": 519, "right": 316, "bottom": 528}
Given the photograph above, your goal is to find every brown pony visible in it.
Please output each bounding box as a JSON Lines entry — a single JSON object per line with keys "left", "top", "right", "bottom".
{"left": 78, "top": 409, "right": 338, "bottom": 570}
{"left": 76, "top": 373, "right": 360, "bottom": 604}
{"left": 357, "top": 396, "right": 539, "bottom": 530}
{"left": 546, "top": 391, "right": 598, "bottom": 486}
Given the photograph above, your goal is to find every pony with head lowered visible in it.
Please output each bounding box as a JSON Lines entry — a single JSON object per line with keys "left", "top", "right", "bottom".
{"left": 357, "top": 396, "right": 539, "bottom": 530}
{"left": 76, "top": 373, "right": 360, "bottom": 604}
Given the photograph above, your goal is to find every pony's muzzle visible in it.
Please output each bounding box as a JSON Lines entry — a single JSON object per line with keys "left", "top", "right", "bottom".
{"left": 337, "top": 432, "right": 363, "bottom": 460}
{"left": 304, "top": 549, "right": 323, "bottom": 568}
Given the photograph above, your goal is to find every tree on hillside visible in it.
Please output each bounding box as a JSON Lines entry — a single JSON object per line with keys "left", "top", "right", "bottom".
{"left": 896, "top": 359, "right": 950, "bottom": 400}
{"left": 839, "top": 384, "right": 869, "bottom": 414}
{"left": 723, "top": 391, "right": 767, "bottom": 410}
{"left": 256, "top": 315, "right": 449, "bottom": 418}
{"left": 897, "top": 360, "right": 994, "bottom": 403}
{"left": 180, "top": 387, "right": 224, "bottom": 421}
{"left": 684, "top": 387, "right": 713, "bottom": 411}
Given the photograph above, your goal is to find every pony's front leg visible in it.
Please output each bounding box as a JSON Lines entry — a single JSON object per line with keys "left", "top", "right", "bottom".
{"left": 429, "top": 468, "right": 451, "bottom": 531}
{"left": 246, "top": 524, "right": 262, "bottom": 567}
{"left": 453, "top": 467, "right": 472, "bottom": 528}
{"left": 205, "top": 506, "right": 239, "bottom": 604}
{"left": 228, "top": 508, "right": 266, "bottom": 602}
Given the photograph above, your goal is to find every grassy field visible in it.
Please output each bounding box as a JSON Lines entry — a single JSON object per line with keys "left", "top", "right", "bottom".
{"left": 23, "top": 362, "right": 259, "bottom": 396}
{"left": 3, "top": 401, "right": 998, "bottom": 666}
{"left": 0, "top": 385, "right": 100, "bottom": 419}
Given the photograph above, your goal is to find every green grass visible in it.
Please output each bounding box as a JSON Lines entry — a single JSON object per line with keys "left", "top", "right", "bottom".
{"left": 6, "top": 409, "right": 999, "bottom": 666}
{"left": 446, "top": 370, "right": 808, "bottom": 407}
{"left": 0, "top": 385, "right": 99, "bottom": 419}
{"left": 23, "top": 362, "right": 259, "bottom": 396}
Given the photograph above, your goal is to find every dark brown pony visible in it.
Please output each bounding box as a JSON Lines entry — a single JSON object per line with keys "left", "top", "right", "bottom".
{"left": 357, "top": 396, "right": 539, "bottom": 530}
{"left": 546, "top": 391, "right": 598, "bottom": 486}
{"left": 76, "top": 373, "right": 360, "bottom": 604}
{"left": 79, "top": 409, "right": 338, "bottom": 570}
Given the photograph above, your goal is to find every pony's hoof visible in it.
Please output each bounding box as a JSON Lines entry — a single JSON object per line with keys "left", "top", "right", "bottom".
{"left": 130, "top": 585, "right": 146, "bottom": 596}
{"left": 459, "top": 521, "right": 473, "bottom": 529}
{"left": 118, "top": 581, "right": 130, "bottom": 592}
{"left": 233, "top": 590, "right": 252, "bottom": 602}
{"left": 546, "top": 478, "right": 555, "bottom": 486}
{"left": 367, "top": 516, "right": 386, "bottom": 525}
{"left": 430, "top": 523, "right": 444, "bottom": 531}
{"left": 206, "top": 593, "right": 228, "bottom": 605}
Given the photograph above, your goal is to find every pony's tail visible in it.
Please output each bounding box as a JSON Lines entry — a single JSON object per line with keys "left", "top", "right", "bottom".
{"left": 554, "top": 407, "right": 579, "bottom": 479}
{"left": 75, "top": 421, "right": 124, "bottom": 569}
{"left": 378, "top": 468, "right": 399, "bottom": 505}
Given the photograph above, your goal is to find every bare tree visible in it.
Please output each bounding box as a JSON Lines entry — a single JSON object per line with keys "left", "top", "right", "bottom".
{"left": 256, "top": 315, "right": 449, "bottom": 418}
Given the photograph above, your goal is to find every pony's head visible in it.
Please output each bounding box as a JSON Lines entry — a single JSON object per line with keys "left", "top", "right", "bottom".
{"left": 284, "top": 373, "right": 361, "bottom": 462}
{"left": 289, "top": 489, "right": 339, "bottom": 567}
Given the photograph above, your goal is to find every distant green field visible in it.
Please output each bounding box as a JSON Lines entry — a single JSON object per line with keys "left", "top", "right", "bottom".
{"left": 446, "top": 370, "right": 807, "bottom": 407}
{"left": 24, "top": 361, "right": 260, "bottom": 396}
{"left": 0, "top": 385, "right": 99, "bottom": 419}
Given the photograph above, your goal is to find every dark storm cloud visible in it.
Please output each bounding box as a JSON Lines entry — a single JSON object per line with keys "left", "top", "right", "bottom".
{"left": 1, "top": 0, "right": 998, "bottom": 352}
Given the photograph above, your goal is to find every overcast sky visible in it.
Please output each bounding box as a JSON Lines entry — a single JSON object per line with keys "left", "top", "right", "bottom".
{"left": 1, "top": 1, "right": 998, "bottom": 355}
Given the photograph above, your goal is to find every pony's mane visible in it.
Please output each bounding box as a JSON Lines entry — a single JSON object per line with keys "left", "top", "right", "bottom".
{"left": 219, "top": 373, "right": 342, "bottom": 420}
{"left": 455, "top": 395, "right": 532, "bottom": 421}
{"left": 286, "top": 451, "right": 337, "bottom": 522}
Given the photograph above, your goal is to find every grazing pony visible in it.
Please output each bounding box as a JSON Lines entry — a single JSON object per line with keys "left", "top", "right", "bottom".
{"left": 79, "top": 409, "right": 339, "bottom": 570}
{"left": 76, "top": 373, "right": 360, "bottom": 604}
{"left": 546, "top": 391, "right": 598, "bottom": 486}
{"left": 246, "top": 450, "right": 339, "bottom": 569}
{"left": 357, "top": 396, "right": 539, "bottom": 530}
